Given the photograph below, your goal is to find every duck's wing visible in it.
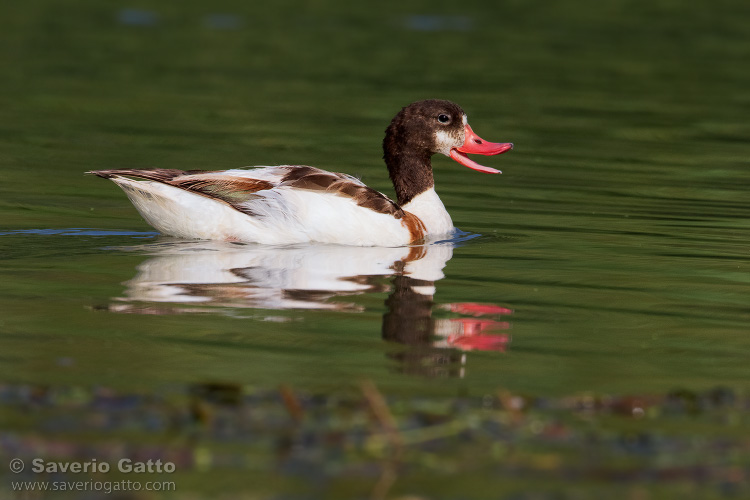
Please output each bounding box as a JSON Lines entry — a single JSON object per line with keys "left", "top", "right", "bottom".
{"left": 88, "top": 166, "right": 406, "bottom": 218}
{"left": 88, "top": 168, "right": 274, "bottom": 212}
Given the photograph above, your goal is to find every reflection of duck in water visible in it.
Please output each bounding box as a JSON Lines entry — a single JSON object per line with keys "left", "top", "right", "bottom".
{"left": 88, "top": 100, "right": 511, "bottom": 246}
{"left": 109, "top": 241, "right": 453, "bottom": 311}
{"left": 104, "top": 241, "right": 512, "bottom": 369}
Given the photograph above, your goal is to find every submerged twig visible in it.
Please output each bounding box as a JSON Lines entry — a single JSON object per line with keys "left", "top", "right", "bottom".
{"left": 361, "top": 379, "right": 404, "bottom": 453}
{"left": 279, "top": 384, "right": 304, "bottom": 423}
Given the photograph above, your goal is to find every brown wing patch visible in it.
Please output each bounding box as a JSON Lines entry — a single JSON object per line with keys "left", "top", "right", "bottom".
{"left": 91, "top": 166, "right": 409, "bottom": 223}
{"left": 88, "top": 168, "right": 202, "bottom": 182}
{"left": 280, "top": 166, "right": 405, "bottom": 218}
{"left": 88, "top": 168, "right": 273, "bottom": 215}
{"left": 401, "top": 211, "right": 427, "bottom": 244}
{"left": 169, "top": 175, "right": 273, "bottom": 203}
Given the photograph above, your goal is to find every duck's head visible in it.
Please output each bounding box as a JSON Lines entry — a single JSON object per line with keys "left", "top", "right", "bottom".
{"left": 383, "top": 99, "right": 513, "bottom": 204}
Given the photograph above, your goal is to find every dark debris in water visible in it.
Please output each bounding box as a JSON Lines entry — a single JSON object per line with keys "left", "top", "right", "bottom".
{"left": 0, "top": 383, "right": 749, "bottom": 498}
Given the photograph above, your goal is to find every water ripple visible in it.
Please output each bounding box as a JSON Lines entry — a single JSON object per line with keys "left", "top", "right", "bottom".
{"left": 0, "top": 228, "right": 159, "bottom": 238}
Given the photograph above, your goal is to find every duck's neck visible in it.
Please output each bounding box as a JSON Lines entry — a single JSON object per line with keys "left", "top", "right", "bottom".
{"left": 383, "top": 147, "right": 434, "bottom": 207}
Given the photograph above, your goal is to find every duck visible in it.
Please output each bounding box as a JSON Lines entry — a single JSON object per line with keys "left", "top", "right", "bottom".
{"left": 88, "top": 99, "right": 512, "bottom": 246}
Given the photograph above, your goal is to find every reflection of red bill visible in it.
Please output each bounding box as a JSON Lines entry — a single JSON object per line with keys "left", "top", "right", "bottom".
{"left": 447, "top": 302, "right": 513, "bottom": 316}
{"left": 438, "top": 302, "right": 513, "bottom": 352}
{"left": 452, "top": 318, "right": 510, "bottom": 334}
{"left": 448, "top": 331, "right": 511, "bottom": 352}
{"left": 446, "top": 318, "right": 511, "bottom": 352}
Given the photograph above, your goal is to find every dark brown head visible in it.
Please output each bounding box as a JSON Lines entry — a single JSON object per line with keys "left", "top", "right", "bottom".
{"left": 383, "top": 99, "right": 512, "bottom": 205}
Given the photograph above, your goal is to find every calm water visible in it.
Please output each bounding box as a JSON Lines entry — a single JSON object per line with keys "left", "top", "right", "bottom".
{"left": 1, "top": 1, "right": 749, "bottom": 498}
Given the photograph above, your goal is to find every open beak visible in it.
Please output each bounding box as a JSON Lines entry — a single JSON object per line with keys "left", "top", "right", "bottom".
{"left": 449, "top": 124, "right": 513, "bottom": 174}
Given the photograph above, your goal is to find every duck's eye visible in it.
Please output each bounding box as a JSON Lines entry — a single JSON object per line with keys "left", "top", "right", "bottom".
{"left": 437, "top": 114, "right": 451, "bottom": 124}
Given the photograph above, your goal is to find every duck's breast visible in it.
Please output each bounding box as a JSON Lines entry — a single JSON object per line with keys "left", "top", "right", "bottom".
{"left": 401, "top": 187, "right": 454, "bottom": 238}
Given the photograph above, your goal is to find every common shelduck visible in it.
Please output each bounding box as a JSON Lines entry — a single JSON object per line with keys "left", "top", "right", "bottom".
{"left": 89, "top": 99, "right": 512, "bottom": 246}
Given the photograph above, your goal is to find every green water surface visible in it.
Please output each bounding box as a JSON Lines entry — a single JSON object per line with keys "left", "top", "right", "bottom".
{"left": 0, "top": 1, "right": 748, "bottom": 498}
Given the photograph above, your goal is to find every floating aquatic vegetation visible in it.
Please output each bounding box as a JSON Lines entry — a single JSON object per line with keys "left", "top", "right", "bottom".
{"left": 0, "top": 382, "right": 748, "bottom": 498}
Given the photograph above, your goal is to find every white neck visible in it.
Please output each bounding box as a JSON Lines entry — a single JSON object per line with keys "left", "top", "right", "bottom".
{"left": 401, "top": 187, "right": 454, "bottom": 238}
